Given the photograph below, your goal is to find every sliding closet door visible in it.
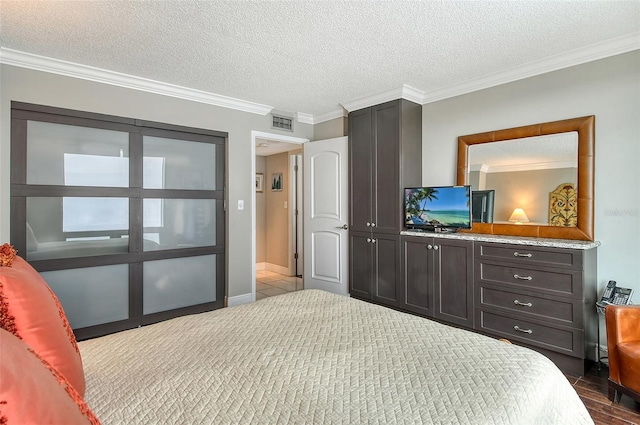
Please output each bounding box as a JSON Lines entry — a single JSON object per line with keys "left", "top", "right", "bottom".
{"left": 10, "top": 102, "right": 226, "bottom": 340}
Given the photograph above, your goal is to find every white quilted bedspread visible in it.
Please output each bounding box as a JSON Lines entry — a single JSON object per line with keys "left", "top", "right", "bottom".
{"left": 79, "top": 290, "right": 593, "bottom": 424}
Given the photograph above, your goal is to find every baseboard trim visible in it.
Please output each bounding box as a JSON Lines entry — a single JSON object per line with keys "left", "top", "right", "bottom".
{"left": 227, "top": 293, "right": 253, "bottom": 307}
{"left": 256, "top": 262, "right": 266, "bottom": 271}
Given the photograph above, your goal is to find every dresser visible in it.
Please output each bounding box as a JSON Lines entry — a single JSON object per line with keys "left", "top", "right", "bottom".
{"left": 400, "top": 231, "right": 600, "bottom": 376}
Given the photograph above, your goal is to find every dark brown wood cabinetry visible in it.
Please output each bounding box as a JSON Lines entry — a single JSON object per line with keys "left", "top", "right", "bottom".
{"left": 345, "top": 99, "right": 598, "bottom": 376}
{"left": 399, "top": 233, "right": 598, "bottom": 375}
{"left": 474, "top": 241, "right": 597, "bottom": 376}
{"left": 350, "top": 231, "right": 401, "bottom": 306}
{"left": 348, "top": 99, "right": 422, "bottom": 234}
{"left": 348, "top": 99, "right": 421, "bottom": 302}
{"left": 401, "top": 236, "right": 473, "bottom": 327}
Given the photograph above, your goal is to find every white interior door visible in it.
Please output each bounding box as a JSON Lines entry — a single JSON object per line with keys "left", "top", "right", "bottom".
{"left": 303, "top": 136, "right": 349, "bottom": 295}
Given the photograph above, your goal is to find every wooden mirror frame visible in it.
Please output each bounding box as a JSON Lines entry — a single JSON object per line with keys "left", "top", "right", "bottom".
{"left": 457, "top": 116, "right": 595, "bottom": 241}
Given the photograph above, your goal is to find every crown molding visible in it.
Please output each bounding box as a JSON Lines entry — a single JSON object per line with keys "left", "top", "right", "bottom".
{"left": 297, "top": 108, "right": 347, "bottom": 125}
{"left": 0, "top": 48, "right": 274, "bottom": 116}
{"left": 341, "top": 84, "right": 426, "bottom": 112}
{"left": 296, "top": 112, "right": 315, "bottom": 125}
{"left": 422, "top": 32, "right": 640, "bottom": 104}
{"left": 3, "top": 31, "right": 637, "bottom": 121}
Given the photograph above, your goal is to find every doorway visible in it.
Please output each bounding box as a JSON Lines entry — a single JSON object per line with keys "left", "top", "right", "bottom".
{"left": 251, "top": 131, "right": 308, "bottom": 302}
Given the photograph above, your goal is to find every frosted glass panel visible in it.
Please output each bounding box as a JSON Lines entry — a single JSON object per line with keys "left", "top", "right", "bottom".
{"left": 25, "top": 197, "right": 129, "bottom": 261}
{"left": 27, "top": 121, "right": 129, "bottom": 187}
{"left": 143, "top": 255, "right": 216, "bottom": 314}
{"left": 143, "top": 136, "right": 216, "bottom": 190}
{"left": 143, "top": 199, "right": 216, "bottom": 250}
{"left": 41, "top": 265, "right": 129, "bottom": 329}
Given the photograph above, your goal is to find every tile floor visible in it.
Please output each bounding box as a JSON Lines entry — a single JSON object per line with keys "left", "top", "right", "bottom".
{"left": 256, "top": 270, "right": 303, "bottom": 300}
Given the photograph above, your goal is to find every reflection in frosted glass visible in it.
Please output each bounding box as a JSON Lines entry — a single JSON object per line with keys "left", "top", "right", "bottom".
{"left": 27, "top": 121, "right": 129, "bottom": 187}
{"left": 143, "top": 136, "right": 216, "bottom": 190}
{"left": 143, "top": 199, "right": 216, "bottom": 250}
{"left": 26, "top": 197, "right": 129, "bottom": 261}
{"left": 63, "top": 197, "right": 129, "bottom": 232}
{"left": 143, "top": 255, "right": 216, "bottom": 314}
{"left": 64, "top": 153, "right": 128, "bottom": 186}
{"left": 41, "top": 265, "right": 129, "bottom": 329}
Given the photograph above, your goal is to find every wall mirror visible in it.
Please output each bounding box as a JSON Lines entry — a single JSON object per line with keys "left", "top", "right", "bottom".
{"left": 457, "top": 116, "right": 594, "bottom": 241}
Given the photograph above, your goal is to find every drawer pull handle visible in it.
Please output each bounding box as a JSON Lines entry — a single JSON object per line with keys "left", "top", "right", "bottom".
{"left": 513, "top": 300, "right": 533, "bottom": 307}
{"left": 513, "top": 252, "right": 532, "bottom": 258}
{"left": 513, "top": 274, "right": 533, "bottom": 281}
{"left": 514, "top": 325, "right": 533, "bottom": 334}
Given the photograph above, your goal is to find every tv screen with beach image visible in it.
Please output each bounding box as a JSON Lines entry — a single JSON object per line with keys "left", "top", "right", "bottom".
{"left": 405, "top": 186, "right": 471, "bottom": 229}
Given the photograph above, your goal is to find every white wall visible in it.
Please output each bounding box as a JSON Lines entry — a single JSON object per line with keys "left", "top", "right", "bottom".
{"left": 422, "top": 50, "right": 640, "bottom": 301}
{"left": 0, "top": 65, "right": 313, "bottom": 298}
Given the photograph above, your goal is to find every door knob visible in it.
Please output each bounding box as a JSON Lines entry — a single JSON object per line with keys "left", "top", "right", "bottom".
{"left": 336, "top": 224, "right": 348, "bottom": 230}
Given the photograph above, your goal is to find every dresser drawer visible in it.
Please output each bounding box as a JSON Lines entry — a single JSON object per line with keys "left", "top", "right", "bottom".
{"left": 475, "top": 242, "right": 583, "bottom": 270}
{"left": 475, "top": 309, "right": 584, "bottom": 357}
{"left": 476, "top": 284, "right": 583, "bottom": 327}
{"left": 475, "top": 260, "right": 583, "bottom": 298}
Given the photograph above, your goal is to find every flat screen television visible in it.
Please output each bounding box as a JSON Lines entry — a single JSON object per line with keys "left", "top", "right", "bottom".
{"left": 404, "top": 186, "right": 472, "bottom": 232}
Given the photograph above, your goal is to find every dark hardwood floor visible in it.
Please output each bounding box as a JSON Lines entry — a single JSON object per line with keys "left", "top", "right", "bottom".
{"left": 566, "top": 364, "right": 640, "bottom": 424}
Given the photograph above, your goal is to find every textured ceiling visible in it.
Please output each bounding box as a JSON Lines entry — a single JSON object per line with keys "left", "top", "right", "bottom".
{"left": 1, "top": 1, "right": 639, "bottom": 119}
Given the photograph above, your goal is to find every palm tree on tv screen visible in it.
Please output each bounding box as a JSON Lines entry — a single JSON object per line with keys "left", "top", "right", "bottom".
{"left": 406, "top": 188, "right": 439, "bottom": 219}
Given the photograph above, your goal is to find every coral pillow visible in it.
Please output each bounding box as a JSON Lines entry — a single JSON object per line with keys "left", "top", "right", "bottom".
{"left": 0, "top": 329, "right": 100, "bottom": 424}
{"left": 0, "top": 255, "right": 85, "bottom": 397}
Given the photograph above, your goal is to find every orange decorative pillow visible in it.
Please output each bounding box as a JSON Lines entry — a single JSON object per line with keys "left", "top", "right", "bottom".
{"left": 0, "top": 243, "right": 16, "bottom": 267}
{"left": 0, "top": 328, "right": 100, "bottom": 424}
{"left": 0, "top": 255, "right": 86, "bottom": 397}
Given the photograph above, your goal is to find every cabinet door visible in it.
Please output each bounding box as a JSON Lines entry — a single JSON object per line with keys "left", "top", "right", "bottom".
{"left": 402, "top": 237, "right": 434, "bottom": 317}
{"left": 434, "top": 239, "right": 474, "bottom": 328}
{"left": 348, "top": 109, "right": 373, "bottom": 233}
{"left": 372, "top": 233, "right": 401, "bottom": 307}
{"left": 349, "top": 231, "right": 373, "bottom": 299}
{"left": 372, "top": 101, "right": 400, "bottom": 234}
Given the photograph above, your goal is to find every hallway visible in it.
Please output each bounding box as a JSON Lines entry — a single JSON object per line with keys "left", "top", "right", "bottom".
{"left": 256, "top": 270, "right": 303, "bottom": 300}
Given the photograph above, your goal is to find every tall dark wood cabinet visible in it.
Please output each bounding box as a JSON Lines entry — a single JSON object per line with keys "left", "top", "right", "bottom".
{"left": 348, "top": 99, "right": 422, "bottom": 303}
{"left": 401, "top": 236, "right": 474, "bottom": 328}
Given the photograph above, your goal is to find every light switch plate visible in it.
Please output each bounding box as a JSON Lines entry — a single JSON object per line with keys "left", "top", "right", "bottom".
{"left": 237, "top": 200, "right": 244, "bottom": 210}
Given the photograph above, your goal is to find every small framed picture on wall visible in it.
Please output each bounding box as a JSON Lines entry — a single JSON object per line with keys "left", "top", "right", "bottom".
{"left": 255, "top": 173, "right": 264, "bottom": 193}
{"left": 271, "top": 173, "right": 283, "bottom": 191}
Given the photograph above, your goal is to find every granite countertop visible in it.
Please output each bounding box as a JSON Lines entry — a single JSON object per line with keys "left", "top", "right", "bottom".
{"left": 400, "top": 230, "right": 601, "bottom": 250}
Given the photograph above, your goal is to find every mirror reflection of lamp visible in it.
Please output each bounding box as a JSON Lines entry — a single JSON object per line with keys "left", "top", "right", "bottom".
{"left": 509, "top": 208, "right": 530, "bottom": 225}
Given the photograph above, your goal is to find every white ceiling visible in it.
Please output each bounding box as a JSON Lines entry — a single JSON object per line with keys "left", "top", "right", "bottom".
{"left": 255, "top": 138, "right": 303, "bottom": 156}
{"left": 1, "top": 1, "right": 639, "bottom": 123}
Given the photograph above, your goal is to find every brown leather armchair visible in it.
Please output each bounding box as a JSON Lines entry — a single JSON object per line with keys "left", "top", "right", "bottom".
{"left": 605, "top": 304, "right": 640, "bottom": 403}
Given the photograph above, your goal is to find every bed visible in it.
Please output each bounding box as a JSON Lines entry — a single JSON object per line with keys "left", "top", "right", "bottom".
{"left": 77, "top": 289, "right": 593, "bottom": 424}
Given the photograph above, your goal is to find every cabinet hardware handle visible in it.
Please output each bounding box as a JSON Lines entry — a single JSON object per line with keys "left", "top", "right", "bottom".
{"left": 367, "top": 238, "right": 372, "bottom": 243}
{"left": 336, "top": 224, "right": 348, "bottom": 230}
{"left": 427, "top": 244, "right": 433, "bottom": 250}
{"left": 513, "top": 274, "right": 533, "bottom": 281}
{"left": 513, "top": 325, "right": 533, "bottom": 334}
{"left": 366, "top": 222, "right": 371, "bottom": 227}
{"left": 513, "top": 300, "right": 533, "bottom": 307}
{"left": 371, "top": 222, "right": 376, "bottom": 227}
{"left": 433, "top": 245, "right": 439, "bottom": 250}
{"left": 513, "top": 252, "right": 532, "bottom": 258}
{"left": 371, "top": 239, "right": 377, "bottom": 243}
